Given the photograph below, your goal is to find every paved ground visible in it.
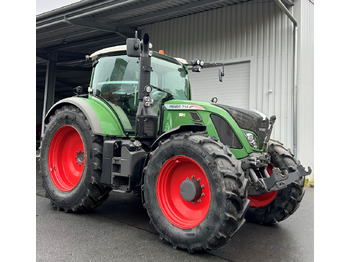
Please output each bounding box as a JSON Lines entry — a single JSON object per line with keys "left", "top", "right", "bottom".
{"left": 36, "top": 157, "right": 314, "bottom": 262}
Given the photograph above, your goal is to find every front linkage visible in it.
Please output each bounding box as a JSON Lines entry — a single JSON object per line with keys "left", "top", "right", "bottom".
{"left": 242, "top": 152, "right": 311, "bottom": 196}
{"left": 239, "top": 113, "right": 311, "bottom": 197}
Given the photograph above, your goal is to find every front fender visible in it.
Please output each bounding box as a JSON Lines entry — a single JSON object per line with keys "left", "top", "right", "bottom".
{"left": 151, "top": 125, "right": 206, "bottom": 151}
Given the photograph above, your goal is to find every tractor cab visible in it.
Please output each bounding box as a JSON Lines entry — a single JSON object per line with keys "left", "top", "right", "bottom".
{"left": 89, "top": 45, "right": 190, "bottom": 133}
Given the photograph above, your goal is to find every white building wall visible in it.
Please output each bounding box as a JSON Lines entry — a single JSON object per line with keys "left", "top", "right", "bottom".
{"left": 140, "top": 0, "right": 314, "bottom": 174}
{"left": 294, "top": 0, "right": 314, "bottom": 180}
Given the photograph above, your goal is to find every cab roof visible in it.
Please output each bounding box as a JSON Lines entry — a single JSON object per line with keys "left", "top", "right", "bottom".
{"left": 89, "top": 45, "right": 127, "bottom": 60}
{"left": 89, "top": 44, "right": 188, "bottom": 65}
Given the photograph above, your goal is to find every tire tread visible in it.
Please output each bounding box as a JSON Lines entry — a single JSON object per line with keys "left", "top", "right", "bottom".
{"left": 144, "top": 131, "right": 249, "bottom": 252}
{"left": 39, "top": 105, "right": 111, "bottom": 213}
{"left": 245, "top": 140, "right": 305, "bottom": 224}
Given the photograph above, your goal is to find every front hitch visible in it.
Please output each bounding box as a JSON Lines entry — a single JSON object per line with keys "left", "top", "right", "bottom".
{"left": 248, "top": 164, "right": 312, "bottom": 195}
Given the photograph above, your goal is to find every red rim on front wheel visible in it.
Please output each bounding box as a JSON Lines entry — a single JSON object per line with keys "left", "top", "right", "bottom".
{"left": 48, "top": 126, "right": 85, "bottom": 191}
{"left": 248, "top": 164, "right": 278, "bottom": 207}
{"left": 157, "top": 156, "right": 211, "bottom": 229}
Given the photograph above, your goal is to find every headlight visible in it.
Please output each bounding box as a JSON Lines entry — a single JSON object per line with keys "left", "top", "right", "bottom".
{"left": 242, "top": 131, "right": 258, "bottom": 149}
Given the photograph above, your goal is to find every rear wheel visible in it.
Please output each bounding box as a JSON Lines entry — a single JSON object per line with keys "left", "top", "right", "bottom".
{"left": 246, "top": 140, "right": 305, "bottom": 224}
{"left": 39, "top": 105, "right": 111, "bottom": 212}
{"left": 143, "top": 132, "right": 249, "bottom": 252}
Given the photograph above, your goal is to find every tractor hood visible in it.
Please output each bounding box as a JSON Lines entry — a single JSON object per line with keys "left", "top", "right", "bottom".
{"left": 215, "top": 104, "right": 270, "bottom": 149}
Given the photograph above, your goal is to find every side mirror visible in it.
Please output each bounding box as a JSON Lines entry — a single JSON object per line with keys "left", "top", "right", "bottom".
{"left": 218, "top": 67, "right": 225, "bottom": 82}
{"left": 126, "top": 35, "right": 141, "bottom": 57}
{"left": 73, "top": 85, "right": 83, "bottom": 95}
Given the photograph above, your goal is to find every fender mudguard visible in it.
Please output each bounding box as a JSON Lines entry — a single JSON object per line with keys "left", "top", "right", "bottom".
{"left": 150, "top": 125, "right": 206, "bottom": 151}
{"left": 44, "top": 97, "right": 104, "bottom": 136}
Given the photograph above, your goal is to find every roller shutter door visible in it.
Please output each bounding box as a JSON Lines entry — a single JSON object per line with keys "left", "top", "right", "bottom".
{"left": 189, "top": 62, "right": 250, "bottom": 109}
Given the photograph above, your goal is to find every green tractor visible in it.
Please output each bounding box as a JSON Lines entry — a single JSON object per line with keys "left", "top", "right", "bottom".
{"left": 39, "top": 33, "right": 311, "bottom": 252}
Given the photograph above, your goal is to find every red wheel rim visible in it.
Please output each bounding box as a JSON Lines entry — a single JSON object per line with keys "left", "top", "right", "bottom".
{"left": 248, "top": 164, "right": 278, "bottom": 207}
{"left": 48, "top": 126, "right": 85, "bottom": 191}
{"left": 157, "top": 156, "right": 211, "bottom": 229}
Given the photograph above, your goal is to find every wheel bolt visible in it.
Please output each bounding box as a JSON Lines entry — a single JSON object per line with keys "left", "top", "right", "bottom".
{"left": 201, "top": 193, "right": 205, "bottom": 197}
{"left": 197, "top": 199, "right": 201, "bottom": 203}
{"left": 197, "top": 178, "right": 201, "bottom": 182}
{"left": 191, "top": 175, "right": 195, "bottom": 179}
{"left": 201, "top": 185, "right": 204, "bottom": 188}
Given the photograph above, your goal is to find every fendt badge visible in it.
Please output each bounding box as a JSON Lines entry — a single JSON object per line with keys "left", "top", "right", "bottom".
{"left": 165, "top": 104, "right": 205, "bottom": 110}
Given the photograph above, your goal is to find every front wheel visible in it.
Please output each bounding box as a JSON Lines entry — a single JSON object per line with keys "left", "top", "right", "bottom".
{"left": 246, "top": 140, "right": 305, "bottom": 224}
{"left": 143, "top": 132, "right": 249, "bottom": 252}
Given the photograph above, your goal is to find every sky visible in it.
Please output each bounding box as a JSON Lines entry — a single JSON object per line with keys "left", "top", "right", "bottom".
{"left": 36, "top": 0, "right": 81, "bottom": 15}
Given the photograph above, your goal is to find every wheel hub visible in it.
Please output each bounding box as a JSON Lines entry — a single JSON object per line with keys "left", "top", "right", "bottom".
{"left": 180, "top": 178, "right": 202, "bottom": 202}
{"left": 76, "top": 150, "right": 84, "bottom": 165}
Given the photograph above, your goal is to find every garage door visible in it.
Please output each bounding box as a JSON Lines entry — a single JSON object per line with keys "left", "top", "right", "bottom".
{"left": 188, "top": 62, "right": 250, "bottom": 109}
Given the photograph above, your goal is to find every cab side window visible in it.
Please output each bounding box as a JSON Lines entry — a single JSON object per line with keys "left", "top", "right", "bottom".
{"left": 92, "top": 55, "right": 139, "bottom": 132}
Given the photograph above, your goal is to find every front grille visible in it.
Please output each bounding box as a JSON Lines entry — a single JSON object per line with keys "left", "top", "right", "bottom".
{"left": 215, "top": 104, "right": 269, "bottom": 149}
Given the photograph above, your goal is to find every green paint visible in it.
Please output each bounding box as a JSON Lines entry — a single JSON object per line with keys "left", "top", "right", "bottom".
{"left": 163, "top": 100, "right": 265, "bottom": 159}
{"left": 82, "top": 95, "right": 261, "bottom": 159}
{"left": 83, "top": 95, "right": 126, "bottom": 137}
{"left": 86, "top": 53, "right": 258, "bottom": 159}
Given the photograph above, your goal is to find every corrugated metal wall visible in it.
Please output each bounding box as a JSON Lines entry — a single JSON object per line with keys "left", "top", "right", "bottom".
{"left": 140, "top": 0, "right": 314, "bottom": 173}
{"left": 189, "top": 62, "right": 251, "bottom": 108}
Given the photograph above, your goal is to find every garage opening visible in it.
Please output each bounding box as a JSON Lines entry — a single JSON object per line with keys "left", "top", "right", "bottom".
{"left": 189, "top": 61, "right": 250, "bottom": 109}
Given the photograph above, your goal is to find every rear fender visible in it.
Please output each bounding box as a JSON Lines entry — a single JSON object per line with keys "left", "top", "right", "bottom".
{"left": 44, "top": 97, "right": 104, "bottom": 135}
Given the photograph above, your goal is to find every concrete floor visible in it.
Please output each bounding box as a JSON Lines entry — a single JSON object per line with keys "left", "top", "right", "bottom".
{"left": 36, "top": 157, "right": 314, "bottom": 262}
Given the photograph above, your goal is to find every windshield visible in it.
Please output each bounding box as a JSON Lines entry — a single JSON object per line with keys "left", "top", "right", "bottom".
{"left": 91, "top": 54, "right": 190, "bottom": 132}
{"left": 150, "top": 54, "right": 189, "bottom": 100}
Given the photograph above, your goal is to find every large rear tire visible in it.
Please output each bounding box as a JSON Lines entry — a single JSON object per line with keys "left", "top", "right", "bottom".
{"left": 143, "top": 132, "right": 249, "bottom": 252}
{"left": 39, "top": 105, "right": 111, "bottom": 212}
{"left": 246, "top": 140, "right": 305, "bottom": 224}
